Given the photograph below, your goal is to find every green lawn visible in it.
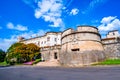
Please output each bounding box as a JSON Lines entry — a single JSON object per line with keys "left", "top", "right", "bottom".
{"left": 94, "top": 59, "right": 120, "bottom": 65}
{"left": 0, "top": 61, "right": 9, "bottom": 66}
{"left": 32, "top": 59, "right": 41, "bottom": 65}
{"left": 0, "top": 58, "right": 41, "bottom": 66}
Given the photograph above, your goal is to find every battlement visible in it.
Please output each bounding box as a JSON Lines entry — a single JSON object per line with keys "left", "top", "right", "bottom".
{"left": 62, "top": 25, "right": 100, "bottom": 39}
{"left": 107, "top": 30, "right": 120, "bottom": 38}
{"left": 61, "top": 25, "right": 101, "bottom": 44}
{"left": 77, "top": 25, "right": 98, "bottom": 33}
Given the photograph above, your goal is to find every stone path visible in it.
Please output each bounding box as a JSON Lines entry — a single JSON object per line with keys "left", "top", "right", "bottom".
{"left": 35, "top": 60, "right": 60, "bottom": 67}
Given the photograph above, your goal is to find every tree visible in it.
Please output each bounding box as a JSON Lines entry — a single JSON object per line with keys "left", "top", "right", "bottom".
{"left": 26, "top": 43, "right": 40, "bottom": 60}
{"left": 7, "top": 42, "right": 24, "bottom": 53}
{"left": 6, "top": 42, "right": 40, "bottom": 64}
{"left": 0, "top": 49, "right": 6, "bottom": 62}
{"left": 6, "top": 43, "right": 25, "bottom": 64}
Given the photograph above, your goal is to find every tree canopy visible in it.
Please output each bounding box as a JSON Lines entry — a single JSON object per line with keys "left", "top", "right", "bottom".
{"left": 6, "top": 42, "right": 40, "bottom": 64}
{"left": 0, "top": 49, "right": 6, "bottom": 62}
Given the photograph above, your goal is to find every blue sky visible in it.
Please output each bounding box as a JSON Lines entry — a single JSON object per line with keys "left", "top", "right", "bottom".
{"left": 0, "top": 0, "right": 120, "bottom": 51}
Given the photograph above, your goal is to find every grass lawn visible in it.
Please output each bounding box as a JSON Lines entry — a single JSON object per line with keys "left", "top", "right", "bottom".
{"left": 0, "top": 61, "right": 9, "bottom": 66}
{"left": 0, "top": 59, "right": 41, "bottom": 66}
{"left": 94, "top": 59, "right": 120, "bottom": 65}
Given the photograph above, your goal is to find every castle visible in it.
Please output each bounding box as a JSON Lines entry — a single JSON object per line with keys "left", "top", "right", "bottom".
{"left": 18, "top": 25, "right": 120, "bottom": 66}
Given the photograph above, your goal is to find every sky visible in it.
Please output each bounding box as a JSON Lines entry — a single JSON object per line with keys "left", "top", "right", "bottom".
{"left": 0, "top": 0, "right": 120, "bottom": 51}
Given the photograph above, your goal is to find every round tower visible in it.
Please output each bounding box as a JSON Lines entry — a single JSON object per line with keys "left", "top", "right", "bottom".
{"left": 17, "top": 36, "right": 25, "bottom": 42}
{"left": 60, "top": 25, "right": 105, "bottom": 66}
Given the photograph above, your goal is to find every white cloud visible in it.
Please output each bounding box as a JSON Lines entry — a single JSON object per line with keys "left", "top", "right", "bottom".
{"left": 98, "top": 16, "right": 120, "bottom": 34}
{"left": 70, "top": 8, "right": 79, "bottom": 15}
{"left": 83, "top": 0, "right": 108, "bottom": 14}
{"left": 89, "top": 0, "right": 105, "bottom": 9}
{"left": 19, "top": 29, "right": 50, "bottom": 39}
{"left": 49, "top": 18, "right": 63, "bottom": 27}
{"left": 0, "top": 36, "right": 17, "bottom": 51}
{"left": 16, "top": 25, "right": 28, "bottom": 31}
{"left": 7, "top": 22, "right": 28, "bottom": 31}
{"left": 22, "top": 0, "right": 37, "bottom": 8}
{"left": 34, "top": 0, "right": 65, "bottom": 30}
{"left": 0, "top": 29, "right": 49, "bottom": 51}
{"left": 65, "top": 0, "right": 73, "bottom": 8}
{"left": 101, "top": 16, "right": 116, "bottom": 24}
{"left": 7, "top": 22, "right": 14, "bottom": 29}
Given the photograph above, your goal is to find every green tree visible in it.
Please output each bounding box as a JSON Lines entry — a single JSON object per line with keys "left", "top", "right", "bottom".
{"left": 0, "top": 49, "right": 6, "bottom": 62}
{"left": 7, "top": 42, "right": 24, "bottom": 53}
{"left": 6, "top": 43, "right": 25, "bottom": 64}
{"left": 26, "top": 43, "right": 40, "bottom": 60}
{"left": 6, "top": 42, "right": 40, "bottom": 64}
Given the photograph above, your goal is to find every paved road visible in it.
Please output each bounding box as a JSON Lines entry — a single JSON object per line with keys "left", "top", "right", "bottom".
{"left": 0, "top": 66, "right": 120, "bottom": 80}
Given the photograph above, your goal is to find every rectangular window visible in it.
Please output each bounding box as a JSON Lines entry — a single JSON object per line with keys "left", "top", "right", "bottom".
{"left": 113, "top": 32, "right": 115, "bottom": 35}
{"left": 47, "top": 37, "right": 50, "bottom": 41}
{"left": 71, "top": 48, "right": 80, "bottom": 51}
{"left": 41, "top": 41, "right": 43, "bottom": 44}
{"left": 44, "top": 41, "right": 46, "bottom": 44}
{"left": 38, "top": 41, "right": 40, "bottom": 45}
{"left": 55, "top": 38, "right": 57, "bottom": 42}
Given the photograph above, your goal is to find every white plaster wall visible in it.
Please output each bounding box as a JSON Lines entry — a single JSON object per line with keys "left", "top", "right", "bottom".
{"left": 40, "top": 36, "right": 47, "bottom": 47}
{"left": 47, "top": 33, "right": 61, "bottom": 46}
{"left": 56, "top": 33, "right": 61, "bottom": 45}
{"left": 22, "top": 32, "right": 62, "bottom": 47}
{"left": 23, "top": 37, "right": 41, "bottom": 47}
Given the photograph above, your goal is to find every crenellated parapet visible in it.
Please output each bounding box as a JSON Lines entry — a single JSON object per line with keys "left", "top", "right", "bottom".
{"left": 61, "top": 25, "right": 101, "bottom": 45}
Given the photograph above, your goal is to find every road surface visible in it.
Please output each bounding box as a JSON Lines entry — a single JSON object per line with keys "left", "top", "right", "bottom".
{"left": 0, "top": 66, "right": 120, "bottom": 80}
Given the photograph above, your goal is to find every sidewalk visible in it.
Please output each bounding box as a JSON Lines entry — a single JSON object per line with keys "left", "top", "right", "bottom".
{"left": 35, "top": 60, "right": 60, "bottom": 67}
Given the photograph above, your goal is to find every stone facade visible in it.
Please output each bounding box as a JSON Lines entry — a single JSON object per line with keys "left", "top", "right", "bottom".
{"left": 18, "top": 25, "right": 120, "bottom": 67}
{"left": 107, "top": 30, "right": 119, "bottom": 38}
{"left": 60, "top": 26, "right": 105, "bottom": 66}
{"left": 40, "top": 45, "right": 61, "bottom": 61}
{"left": 102, "top": 30, "right": 120, "bottom": 59}
{"left": 19, "top": 32, "right": 61, "bottom": 47}
{"left": 19, "top": 32, "right": 62, "bottom": 62}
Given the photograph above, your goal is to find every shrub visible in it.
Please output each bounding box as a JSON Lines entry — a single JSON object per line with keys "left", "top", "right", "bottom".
{"left": 32, "top": 59, "right": 41, "bottom": 65}
{"left": 0, "top": 49, "right": 6, "bottom": 62}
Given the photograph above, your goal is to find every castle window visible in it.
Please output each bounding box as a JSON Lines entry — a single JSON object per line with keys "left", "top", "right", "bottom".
{"left": 71, "top": 48, "right": 80, "bottom": 51}
{"left": 55, "top": 38, "right": 57, "bottom": 42}
{"left": 44, "top": 41, "right": 46, "bottom": 44}
{"left": 113, "top": 32, "right": 115, "bottom": 35}
{"left": 41, "top": 41, "right": 43, "bottom": 44}
{"left": 38, "top": 41, "right": 40, "bottom": 45}
{"left": 47, "top": 37, "right": 50, "bottom": 41}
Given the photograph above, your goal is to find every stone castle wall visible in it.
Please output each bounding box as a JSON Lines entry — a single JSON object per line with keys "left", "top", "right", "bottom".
{"left": 102, "top": 37, "right": 120, "bottom": 59}
{"left": 60, "top": 26, "right": 105, "bottom": 66}
{"left": 40, "top": 45, "right": 61, "bottom": 61}
{"left": 18, "top": 25, "right": 120, "bottom": 67}
{"left": 77, "top": 26, "right": 99, "bottom": 33}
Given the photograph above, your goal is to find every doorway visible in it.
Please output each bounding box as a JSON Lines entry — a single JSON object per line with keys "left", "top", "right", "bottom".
{"left": 54, "top": 52, "right": 58, "bottom": 59}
